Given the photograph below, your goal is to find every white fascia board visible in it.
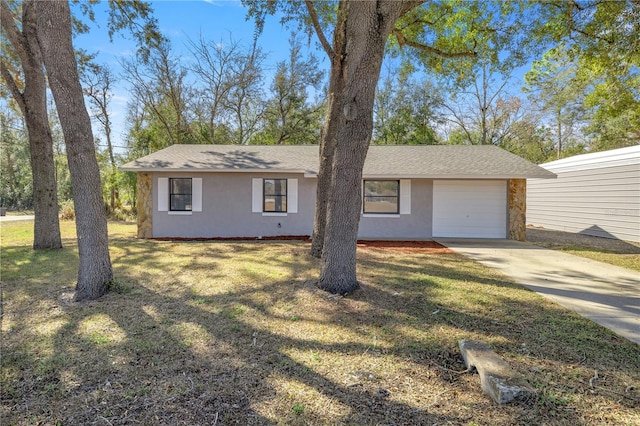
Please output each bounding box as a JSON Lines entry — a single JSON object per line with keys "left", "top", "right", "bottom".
{"left": 119, "top": 169, "right": 555, "bottom": 179}
{"left": 118, "top": 167, "right": 315, "bottom": 174}
{"left": 362, "top": 174, "right": 556, "bottom": 179}
{"left": 542, "top": 145, "right": 640, "bottom": 172}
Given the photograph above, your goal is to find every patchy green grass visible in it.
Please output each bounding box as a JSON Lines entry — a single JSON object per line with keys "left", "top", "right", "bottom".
{"left": 2, "top": 220, "right": 639, "bottom": 425}
{"left": 527, "top": 228, "right": 640, "bottom": 272}
{"left": 562, "top": 248, "right": 640, "bottom": 272}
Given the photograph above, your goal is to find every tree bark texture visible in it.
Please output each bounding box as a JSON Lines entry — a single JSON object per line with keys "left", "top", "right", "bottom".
{"left": 309, "top": 1, "right": 349, "bottom": 259}
{"left": 34, "top": 0, "right": 113, "bottom": 301}
{"left": 317, "top": 1, "right": 409, "bottom": 294}
{"left": 310, "top": 92, "right": 340, "bottom": 258}
{"left": 1, "top": 0, "right": 62, "bottom": 250}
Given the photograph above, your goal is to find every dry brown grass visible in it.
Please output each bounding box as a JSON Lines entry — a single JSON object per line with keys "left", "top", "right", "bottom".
{"left": 1, "top": 220, "right": 639, "bottom": 425}
{"left": 527, "top": 227, "right": 640, "bottom": 272}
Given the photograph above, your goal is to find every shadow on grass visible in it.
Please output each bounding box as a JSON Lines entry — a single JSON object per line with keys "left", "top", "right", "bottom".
{"left": 2, "top": 239, "right": 638, "bottom": 425}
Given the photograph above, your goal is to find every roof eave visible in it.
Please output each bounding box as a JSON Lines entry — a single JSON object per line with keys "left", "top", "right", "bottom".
{"left": 118, "top": 167, "right": 556, "bottom": 179}
{"left": 361, "top": 173, "right": 557, "bottom": 179}
{"left": 117, "top": 166, "right": 317, "bottom": 175}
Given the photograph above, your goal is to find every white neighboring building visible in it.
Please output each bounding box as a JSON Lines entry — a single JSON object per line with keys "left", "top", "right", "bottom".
{"left": 527, "top": 145, "right": 640, "bottom": 242}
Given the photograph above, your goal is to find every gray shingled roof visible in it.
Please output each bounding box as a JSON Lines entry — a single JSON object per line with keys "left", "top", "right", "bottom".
{"left": 119, "top": 144, "right": 556, "bottom": 179}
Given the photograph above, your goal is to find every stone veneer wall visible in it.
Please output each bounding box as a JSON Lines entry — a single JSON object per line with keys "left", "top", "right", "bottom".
{"left": 508, "top": 179, "right": 526, "bottom": 241}
{"left": 137, "top": 173, "right": 152, "bottom": 238}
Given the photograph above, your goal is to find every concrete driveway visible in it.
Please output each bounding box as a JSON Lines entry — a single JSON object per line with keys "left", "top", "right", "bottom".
{"left": 0, "top": 214, "right": 35, "bottom": 222}
{"left": 436, "top": 239, "right": 640, "bottom": 346}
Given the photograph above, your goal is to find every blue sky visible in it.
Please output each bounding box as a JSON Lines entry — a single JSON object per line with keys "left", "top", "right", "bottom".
{"left": 75, "top": 0, "right": 304, "bottom": 65}
{"left": 72, "top": 0, "right": 327, "bottom": 152}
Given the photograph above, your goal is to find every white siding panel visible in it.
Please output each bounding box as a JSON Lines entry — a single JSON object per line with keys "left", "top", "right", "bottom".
{"left": 527, "top": 146, "right": 640, "bottom": 242}
{"left": 157, "top": 177, "right": 168, "bottom": 211}
{"left": 433, "top": 180, "right": 507, "bottom": 238}
{"left": 252, "top": 178, "right": 262, "bottom": 212}
{"left": 288, "top": 178, "right": 298, "bottom": 213}
{"left": 192, "top": 178, "right": 202, "bottom": 212}
{"left": 400, "top": 179, "right": 411, "bottom": 214}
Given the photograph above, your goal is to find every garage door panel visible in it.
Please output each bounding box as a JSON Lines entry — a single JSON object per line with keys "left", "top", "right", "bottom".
{"left": 433, "top": 180, "right": 507, "bottom": 238}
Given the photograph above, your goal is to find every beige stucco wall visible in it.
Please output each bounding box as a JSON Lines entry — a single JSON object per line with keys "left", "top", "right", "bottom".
{"left": 508, "top": 179, "right": 526, "bottom": 241}
{"left": 136, "top": 172, "right": 152, "bottom": 238}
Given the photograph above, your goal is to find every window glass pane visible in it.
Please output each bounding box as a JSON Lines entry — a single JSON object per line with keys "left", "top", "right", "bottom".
{"left": 263, "top": 179, "right": 287, "bottom": 212}
{"left": 264, "top": 195, "right": 287, "bottom": 212}
{"left": 264, "top": 179, "right": 275, "bottom": 195}
{"left": 365, "top": 180, "right": 398, "bottom": 196}
{"left": 363, "top": 180, "right": 399, "bottom": 214}
{"left": 171, "top": 194, "right": 192, "bottom": 211}
{"left": 171, "top": 178, "right": 191, "bottom": 194}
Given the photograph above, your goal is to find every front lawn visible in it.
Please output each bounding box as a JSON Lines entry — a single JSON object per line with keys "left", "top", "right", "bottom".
{"left": 1, "top": 220, "right": 638, "bottom": 425}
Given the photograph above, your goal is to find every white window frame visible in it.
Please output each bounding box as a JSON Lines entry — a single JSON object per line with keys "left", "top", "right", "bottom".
{"left": 158, "top": 177, "right": 202, "bottom": 215}
{"left": 253, "top": 178, "right": 298, "bottom": 215}
{"left": 361, "top": 179, "right": 411, "bottom": 217}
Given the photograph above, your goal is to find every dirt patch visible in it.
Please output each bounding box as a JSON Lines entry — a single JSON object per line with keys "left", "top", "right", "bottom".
{"left": 151, "top": 235, "right": 311, "bottom": 242}
{"left": 152, "top": 237, "right": 454, "bottom": 254}
{"left": 357, "top": 240, "right": 454, "bottom": 254}
{"left": 526, "top": 226, "right": 640, "bottom": 254}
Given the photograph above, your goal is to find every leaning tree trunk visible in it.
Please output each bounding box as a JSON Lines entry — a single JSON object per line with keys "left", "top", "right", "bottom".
{"left": 23, "top": 88, "right": 62, "bottom": 250}
{"left": 310, "top": 93, "right": 342, "bottom": 258}
{"left": 310, "top": 2, "right": 349, "bottom": 259}
{"left": 317, "top": 1, "right": 405, "bottom": 294}
{"left": 34, "top": 0, "right": 113, "bottom": 301}
{"left": 1, "top": 0, "right": 62, "bottom": 250}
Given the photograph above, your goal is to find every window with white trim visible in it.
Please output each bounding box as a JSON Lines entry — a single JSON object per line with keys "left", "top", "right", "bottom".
{"left": 363, "top": 180, "right": 399, "bottom": 214}
{"left": 263, "top": 178, "right": 287, "bottom": 212}
{"left": 158, "top": 177, "right": 202, "bottom": 213}
{"left": 170, "top": 178, "right": 192, "bottom": 211}
{"left": 252, "top": 178, "right": 297, "bottom": 214}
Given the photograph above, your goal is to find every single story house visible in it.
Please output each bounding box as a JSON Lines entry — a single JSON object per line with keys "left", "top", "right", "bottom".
{"left": 119, "top": 144, "right": 556, "bottom": 241}
{"left": 527, "top": 145, "right": 640, "bottom": 242}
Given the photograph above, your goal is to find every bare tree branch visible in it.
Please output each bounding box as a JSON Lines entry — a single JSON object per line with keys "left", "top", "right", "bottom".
{"left": 0, "top": 0, "right": 28, "bottom": 61}
{"left": 392, "top": 29, "right": 477, "bottom": 58}
{"left": 304, "top": 0, "right": 334, "bottom": 60}
{"left": 398, "top": 0, "right": 427, "bottom": 16}
{"left": 0, "top": 59, "right": 26, "bottom": 114}
{"left": 563, "top": 0, "right": 615, "bottom": 44}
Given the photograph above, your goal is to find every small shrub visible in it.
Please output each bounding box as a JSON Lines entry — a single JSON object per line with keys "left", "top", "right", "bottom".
{"left": 109, "top": 206, "right": 135, "bottom": 222}
{"left": 58, "top": 200, "right": 75, "bottom": 221}
{"left": 292, "top": 403, "right": 304, "bottom": 415}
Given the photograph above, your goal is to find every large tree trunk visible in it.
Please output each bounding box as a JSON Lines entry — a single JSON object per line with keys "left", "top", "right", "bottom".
{"left": 1, "top": 0, "right": 62, "bottom": 250}
{"left": 317, "top": 1, "right": 405, "bottom": 294}
{"left": 34, "top": 0, "right": 113, "bottom": 301}
{"left": 309, "top": 2, "right": 350, "bottom": 259}
{"left": 24, "top": 89, "right": 61, "bottom": 250}
{"left": 310, "top": 94, "right": 341, "bottom": 258}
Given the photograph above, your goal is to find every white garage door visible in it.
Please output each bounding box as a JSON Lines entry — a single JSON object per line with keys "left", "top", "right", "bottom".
{"left": 433, "top": 180, "right": 507, "bottom": 238}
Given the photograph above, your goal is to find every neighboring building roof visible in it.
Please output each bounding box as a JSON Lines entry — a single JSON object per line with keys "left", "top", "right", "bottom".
{"left": 538, "top": 145, "right": 640, "bottom": 173}
{"left": 119, "top": 144, "right": 556, "bottom": 179}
